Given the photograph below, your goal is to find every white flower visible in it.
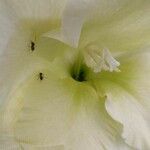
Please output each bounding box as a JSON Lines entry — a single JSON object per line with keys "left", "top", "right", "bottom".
{"left": 0, "top": 0, "right": 150, "bottom": 150}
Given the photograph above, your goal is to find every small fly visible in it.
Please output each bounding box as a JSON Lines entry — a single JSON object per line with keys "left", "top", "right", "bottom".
{"left": 30, "top": 41, "right": 35, "bottom": 51}
{"left": 38, "top": 72, "right": 44, "bottom": 81}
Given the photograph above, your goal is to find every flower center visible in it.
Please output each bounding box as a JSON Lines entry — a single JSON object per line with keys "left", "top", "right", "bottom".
{"left": 70, "top": 44, "right": 120, "bottom": 82}
{"left": 70, "top": 55, "right": 88, "bottom": 82}
{"left": 71, "top": 65, "right": 87, "bottom": 82}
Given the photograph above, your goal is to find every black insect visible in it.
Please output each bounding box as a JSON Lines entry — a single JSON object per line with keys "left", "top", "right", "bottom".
{"left": 30, "top": 41, "right": 35, "bottom": 51}
{"left": 38, "top": 72, "right": 44, "bottom": 81}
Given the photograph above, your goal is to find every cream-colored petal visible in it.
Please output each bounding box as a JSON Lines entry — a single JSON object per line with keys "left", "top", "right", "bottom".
{"left": 59, "top": 0, "right": 92, "bottom": 48}
{"left": 0, "top": 24, "right": 62, "bottom": 108}
{"left": 105, "top": 86, "right": 150, "bottom": 150}
{"left": 0, "top": 1, "right": 16, "bottom": 55}
{"left": 4, "top": 0, "right": 67, "bottom": 21}
{"left": 0, "top": 16, "right": 71, "bottom": 107}
{"left": 94, "top": 51, "right": 150, "bottom": 150}
{"left": 0, "top": 57, "right": 131, "bottom": 150}
{"left": 64, "top": 93, "right": 131, "bottom": 150}
{"left": 45, "top": 0, "right": 93, "bottom": 48}
{"left": 80, "top": 0, "right": 150, "bottom": 53}
{"left": 0, "top": 56, "right": 57, "bottom": 150}
{"left": 2, "top": 0, "right": 69, "bottom": 41}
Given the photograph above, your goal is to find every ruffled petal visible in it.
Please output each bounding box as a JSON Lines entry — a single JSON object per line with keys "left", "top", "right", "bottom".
{"left": 97, "top": 51, "right": 150, "bottom": 150}
{"left": 0, "top": 57, "right": 131, "bottom": 150}
{"left": 106, "top": 90, "right": 150, "bottom": 150}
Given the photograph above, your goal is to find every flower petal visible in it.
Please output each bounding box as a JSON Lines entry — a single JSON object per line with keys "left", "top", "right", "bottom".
{"left": 80, "top": 1, "right": 150, "bottom": 53}
{"left": 102, "top": 51, "right": 150, "bottom": 150}
{"left": 0, "top": 58, "right": 131, "bottom": 150}
{"left": 44, "top": 0, "right": 93, "bottom": 48}
{"left": 4, "top": 0, "right": 67, "bottom": 21}
{"left": 105, "top": 86, "right": 150, "bottom": 150}
{"left": 64, "top": 96, "right": 131, "bottom": 150}
{"left": 0, "top": 1, "right": 16, "bottom": 55}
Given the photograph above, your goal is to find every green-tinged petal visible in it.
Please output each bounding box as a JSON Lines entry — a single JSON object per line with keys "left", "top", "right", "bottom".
{"left": 2, "top": 0, "right": 69, "bottom": 39}
{"left": 0, "top": 58, "right": 55, "bottom": 150}
{"left": 0, "top": 57, "right": 131, "bottom": 150}
{"left": 0, "top": 27, "right": 66, "bottom": 107}
{"left": 0, "top": 0, "right": 73, "bottom": 111}
{"left": 92, "top": 51, "right": 150, "bottom": 150}
{"left": 80, "top": 0, "right": 150, "bottom": 53}
{"left": 0, "top": 22, "right": 71, "bottom": 109}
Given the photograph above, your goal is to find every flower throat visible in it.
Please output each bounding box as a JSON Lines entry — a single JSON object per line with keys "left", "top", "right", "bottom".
{"left": 71, "top": 55, "right": 88, "bottom": 82}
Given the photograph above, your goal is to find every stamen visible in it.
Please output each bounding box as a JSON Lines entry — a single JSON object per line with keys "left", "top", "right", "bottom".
{"left": 83, "top": 45, "right": 120, "bottom": 73}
